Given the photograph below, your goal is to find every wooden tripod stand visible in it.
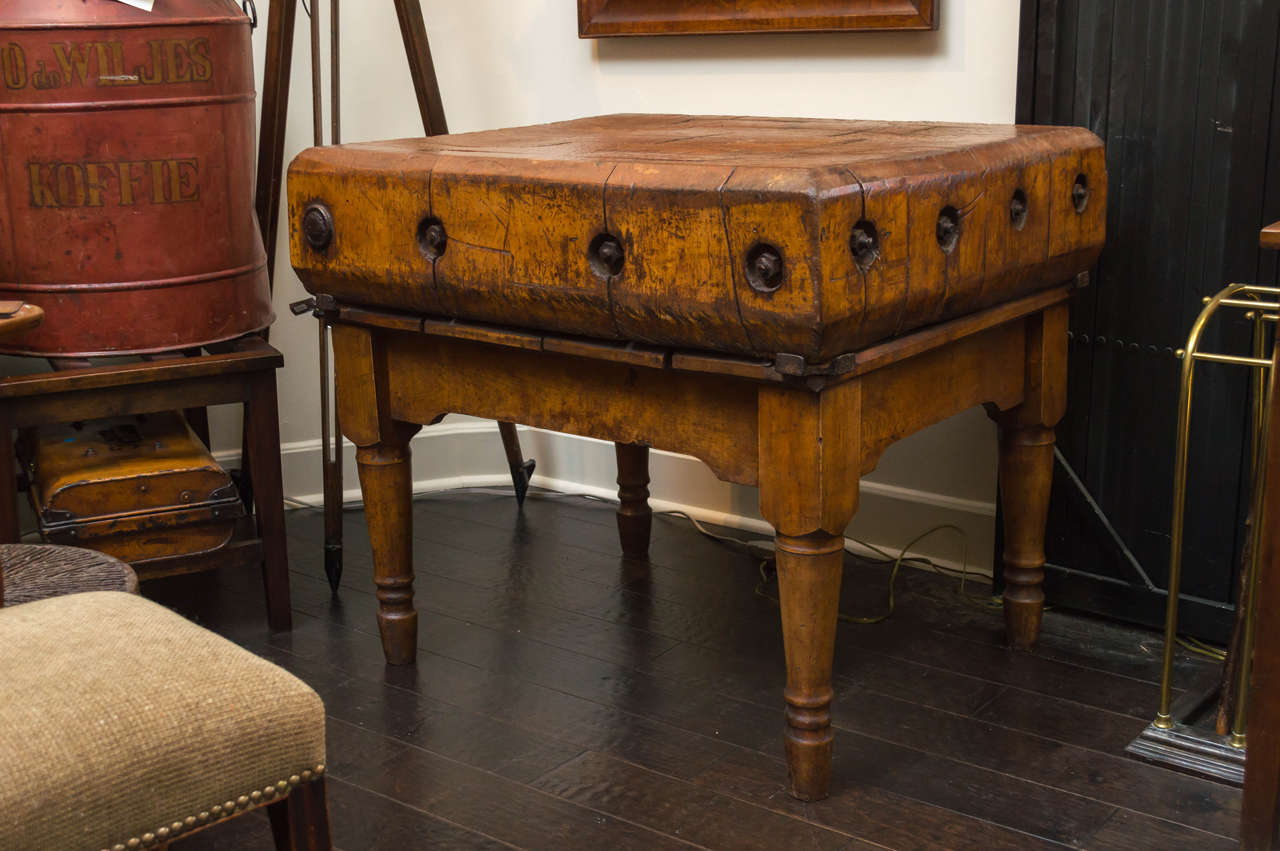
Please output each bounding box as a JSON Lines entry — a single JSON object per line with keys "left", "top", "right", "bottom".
{"left": 253, "top": 0, "right": 535, "bottom": 591}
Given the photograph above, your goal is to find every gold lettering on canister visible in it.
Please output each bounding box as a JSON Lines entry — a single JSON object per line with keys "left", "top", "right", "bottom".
{"left": 1, "top": 39, "right": 215, "bottom": 90}
{"left": 0, "top": 43, "right": 27, "bottom": 90}
{"left": 27, "top": 158, "right": 203, "bottom": 208}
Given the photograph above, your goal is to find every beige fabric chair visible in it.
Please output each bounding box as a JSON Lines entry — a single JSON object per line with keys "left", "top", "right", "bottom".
{"left": 0, "top": 591, "right": 330, "bottom": 850}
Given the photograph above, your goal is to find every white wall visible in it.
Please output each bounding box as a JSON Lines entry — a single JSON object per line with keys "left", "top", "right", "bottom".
{"left": 217, "top": 0, "right": 1022, "bottom": 571}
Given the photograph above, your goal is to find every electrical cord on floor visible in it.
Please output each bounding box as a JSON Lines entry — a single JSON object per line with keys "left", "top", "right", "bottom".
{"left": 280, "top": 485, "right": 1000, "bottom": 624}
{"left": 1177, "top": 635, "right": 1228, "bottom": 661}
{"left": 749, "top": 524, "right": 1003, "bottom": 625}
{"left": 653, "top": 509, "right": 1001, "bottom": 623}
{"left": 284, "top": 485, "right": 1235, "bottom": 657}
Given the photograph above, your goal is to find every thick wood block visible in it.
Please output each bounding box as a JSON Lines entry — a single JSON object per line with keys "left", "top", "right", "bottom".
{"left": 289, "top": 115, "right": 1105, "bottom": 360}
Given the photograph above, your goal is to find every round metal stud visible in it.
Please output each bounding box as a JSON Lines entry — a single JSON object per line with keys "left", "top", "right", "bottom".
{"left": 849, "top": 220, "right": 879, "bottom": 271}
{"left": 936, "top": 206, "right": 961, "bottom": 254}
{"left": 236, "top": 795, "right": 250, "bottom": 808}
{"left": 316, "top": 764, "right": 326, "bottom": 775}
{"left": 1009, "top": 189, "right": 1029, "bottom": 230}
{"left": 289, "top": 774, "right": 302, "bottom": 786}
{"left": 1072, "top": 174, "right": 1089, "bottom": 213}
{"left": 745, "top": 242, "right": 785, "bottom": 294}
{"left": 250, "top": 790, "right": 263, "bottom": 802}
{"left": 302, "top": 203, "right": 334, "bottom": 252}
{"left": 156, "top": 827, "right": 170, "bottom": 840}
{"left": 588, "top": 233, "right": 625, "bottom": 278}
{"left": 415, "top": 216, "right": 447, "bottom": 260}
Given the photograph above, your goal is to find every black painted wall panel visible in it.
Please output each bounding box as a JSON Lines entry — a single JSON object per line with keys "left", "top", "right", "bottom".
{"left": 1017, "top": 0, "right": 1280, "bottom": 638}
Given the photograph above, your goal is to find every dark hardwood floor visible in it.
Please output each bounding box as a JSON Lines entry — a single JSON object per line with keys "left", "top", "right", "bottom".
{"left": 157, "top": 490, "right": 1241, "bottom": 850}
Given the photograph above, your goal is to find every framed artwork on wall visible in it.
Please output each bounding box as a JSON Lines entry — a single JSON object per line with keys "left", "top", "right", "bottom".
{"left": 577, "top": 1, "right": 938, "bottom": 37}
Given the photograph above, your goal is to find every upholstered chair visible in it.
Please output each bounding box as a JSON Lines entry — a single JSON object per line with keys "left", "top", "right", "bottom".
{"left": 0, "top": 574, "right": 331, "bottom": 849}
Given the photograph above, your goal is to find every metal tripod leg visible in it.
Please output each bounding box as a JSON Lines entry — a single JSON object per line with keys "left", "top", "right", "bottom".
{"left": 320, "top": 317, "right": 344, "bottom": 592}
{"left": 497, "top": 422, "right": 536, "bottom": 507}
{"left": 391, "top": 0, "right": 534, "bottom": 509}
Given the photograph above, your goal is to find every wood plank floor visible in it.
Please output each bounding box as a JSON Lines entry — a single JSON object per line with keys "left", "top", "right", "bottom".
{"left": 160, "top": 490, "right": 1241, "bottom": 850}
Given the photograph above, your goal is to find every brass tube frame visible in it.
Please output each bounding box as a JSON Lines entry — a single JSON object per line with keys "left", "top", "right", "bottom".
{"left": 1228, "top": 312, "right": 1272, "bottom": 747}
{"left": 1156, "top": 284, "right": 1275, "bottom": 729}
{"left": 1191, "top": 352, "right": 1273, "bottom": 367}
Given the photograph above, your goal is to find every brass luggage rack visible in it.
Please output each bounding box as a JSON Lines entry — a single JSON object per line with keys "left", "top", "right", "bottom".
{"left": 1128, "top": 282, "right": 1277, "bottom": 783}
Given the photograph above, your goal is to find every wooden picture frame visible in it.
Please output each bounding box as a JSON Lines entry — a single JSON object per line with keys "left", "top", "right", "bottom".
{"left": 577, "top": 1, "right": 938, "bottom": 37}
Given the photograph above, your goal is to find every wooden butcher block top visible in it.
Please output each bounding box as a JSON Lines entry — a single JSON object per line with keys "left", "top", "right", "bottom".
{"left": 289, "top": 114, "right": 1105, "bottom": 361}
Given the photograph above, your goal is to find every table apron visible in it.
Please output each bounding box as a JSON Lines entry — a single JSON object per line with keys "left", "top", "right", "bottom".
{"left": 335, "top": 317, "right": 1035, "bottom": 488}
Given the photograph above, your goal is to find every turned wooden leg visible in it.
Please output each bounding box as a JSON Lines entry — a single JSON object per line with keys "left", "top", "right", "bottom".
{"left": 615, "top": 443, "right": 652, "bottom": 558}
{"left": 356, "top": 434, "right": 418, "bottom": 665}
{"left": 758, "top": 381, "right": 861, "bottom": 801}
{"left": 996, "top": 422, "right": 1054, "bottom": 649}
{"left": 776, "top": 531, "right": 846, "bottom": 800}
{"left": 332, "top": 322, "right": 426, "bottom": 666}
{"left": 989, "top": 304, "right": 1068, "bottom": 650}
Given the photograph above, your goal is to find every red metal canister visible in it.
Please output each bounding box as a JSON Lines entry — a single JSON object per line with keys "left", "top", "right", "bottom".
{"left": 0, "top": 0, "right": 273, "bottom": 356}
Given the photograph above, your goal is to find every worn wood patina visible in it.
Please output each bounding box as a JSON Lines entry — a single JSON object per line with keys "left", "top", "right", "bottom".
{"left": 289, "top": 113, "right": 1105, "bottom": 801}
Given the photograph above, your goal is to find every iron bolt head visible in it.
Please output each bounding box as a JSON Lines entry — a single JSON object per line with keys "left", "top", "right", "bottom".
{"left": 849, "top": 222, "right": 878, "bottom": 270}
{"left": 588, "top": 233, "right": 625, "bottom": 278}
{"left": 1009, "top": 190, "right": 1029, "bottom": 229}
{"left": 753, "top": 251, "right": 780, "bottom": 281}
{"left": 1071, "top": 175, "right": 1090, "bottom": 213}
{"left": 745, "top": 243, "right": 785, "bottom": 293}
{"left": 302, "top": 203, "right": 334, "bottom": 251}
{"left": 422, "top": 224, "right": 446, "bottom": 252}
{"left": 597, "top": 239, "right": 623, "bottom": 268}
{"left": 936, "top": 207, "right": 960, "bottom": 253}
{"left": 415, "top": 217, "right": 447, "bottom": 259}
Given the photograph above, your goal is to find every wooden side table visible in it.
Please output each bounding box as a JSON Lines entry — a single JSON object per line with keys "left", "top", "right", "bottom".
{"left": 0, "top": 335, "right": 292, "bottom": 631}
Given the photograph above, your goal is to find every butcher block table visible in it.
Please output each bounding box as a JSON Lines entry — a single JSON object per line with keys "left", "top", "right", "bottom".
{"left": 288, "top": 114, "right": 1106, "bottom": 801}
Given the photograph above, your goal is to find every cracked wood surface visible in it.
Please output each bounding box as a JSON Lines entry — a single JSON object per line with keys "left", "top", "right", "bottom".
{"left": 289, "top": 114, "right": 1104, "bottom": 360}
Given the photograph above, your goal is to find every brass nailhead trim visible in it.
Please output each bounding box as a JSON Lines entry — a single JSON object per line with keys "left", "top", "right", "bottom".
{"left": 107, "top": 768, "right": 325, "bottom": 851}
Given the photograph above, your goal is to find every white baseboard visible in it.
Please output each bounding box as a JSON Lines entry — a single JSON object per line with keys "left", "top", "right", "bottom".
{"left": 217, "top": 420, "right": 995, "bottom": 576}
